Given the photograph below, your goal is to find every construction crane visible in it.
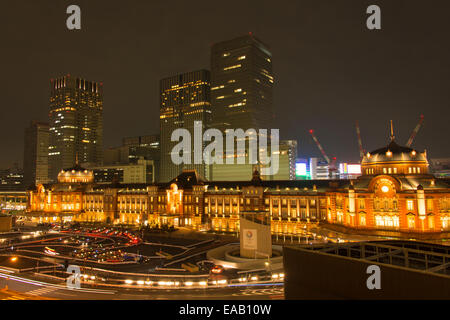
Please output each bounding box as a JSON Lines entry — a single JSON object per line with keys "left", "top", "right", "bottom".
{"left": 355, "top": 120, "right": 365, "bottom": 160}
{"left": 405, "top": 115, "right": 424, "bottom": 147}
{"left": 309, "top": 129, "right": 337, "bottom": 173}
{"left": 309, "top": 129, "right": 330, "bottom": 163}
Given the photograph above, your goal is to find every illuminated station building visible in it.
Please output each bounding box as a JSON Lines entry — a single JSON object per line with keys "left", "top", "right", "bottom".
{"left": 26, "top": 134, "right": 450, "bottom": 236}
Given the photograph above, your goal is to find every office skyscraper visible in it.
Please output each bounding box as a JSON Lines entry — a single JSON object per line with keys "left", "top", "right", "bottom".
{"left": 48, "top": 75, "right": 103, "bottom": 181}
{"left": 211, "top": 34, "right": 274, "bottom": 131}
{"left": 23, "top": 121, "right": 50, "bottom": 187}
{"left": 210, "top": 34, "right": 275, "bottom": 180}
{"left": 160, "top": 70, "right": 211, "bottom": 182}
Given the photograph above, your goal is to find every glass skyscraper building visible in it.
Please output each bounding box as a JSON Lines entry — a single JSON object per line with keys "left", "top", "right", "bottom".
{"left": 23, "top": 121, "right": 50, "bottom": 188}
{"left": 48, "top": 75, "right": 103, "bottom": 181}
{"left": 210, "top": 34, "right": 275, "bottom": 180}
{"left": 211, "top": 34, "right": 274, "bottom": 131}
{"left": 159, "top": 70, "right": 212, "bottom": 182}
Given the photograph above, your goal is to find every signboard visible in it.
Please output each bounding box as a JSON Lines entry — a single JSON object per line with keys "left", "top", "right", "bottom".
{"left": 347, "top": 164, "right": 361, "bottom": 174}
{"left": 243, "top": 229, "right": 257, "bottom": 250}
{"left": 339, "top": 163, "right": 361, "bottom": 175}
{"left": 295, "top": 162, "right": 307, "bottom": 176}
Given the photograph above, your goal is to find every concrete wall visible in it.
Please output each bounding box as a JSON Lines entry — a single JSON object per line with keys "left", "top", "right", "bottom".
{"left": 283, "top": 246, "right": 450, "bottom": 299}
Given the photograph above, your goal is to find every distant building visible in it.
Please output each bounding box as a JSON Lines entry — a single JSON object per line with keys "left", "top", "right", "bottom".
{"left": 309, "top": 157, "right": 330, "bottom": 180}
{"left": 272, "top": 140, "right": 297, "bottom": 180}
{"left": 104, "top": 134, "right": 160, "bottom": 181}
{"left": 160, "top": 70, "right": 211, "bottom": 182}
{"left": 0, "top": 191, "right": 27, "bottom": 212}
{"left": 49, "top": 75, "right": 103, "bottom": 181}
{"left": 103, "top": 146, "right": 129, "bottom": 165}
{"left": 89, "top": 159, "right": 155, "bottom": 184}
{"left": 430, "top": 158, "right": 450, "bottom": 178}
{"left": 0, "top": 165, "right": 24, "bottom": 191}
{"left": 23, "top": 121, "right": 50, "bottom": 188}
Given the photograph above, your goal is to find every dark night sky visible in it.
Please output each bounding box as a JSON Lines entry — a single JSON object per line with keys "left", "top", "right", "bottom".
{"left": 0, "top": 0, "right": 449, "bottom": 168}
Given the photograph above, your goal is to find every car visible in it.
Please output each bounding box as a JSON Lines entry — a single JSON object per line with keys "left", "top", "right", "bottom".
{"left": 210, "top": 265, "right": 224, "bottom": 274}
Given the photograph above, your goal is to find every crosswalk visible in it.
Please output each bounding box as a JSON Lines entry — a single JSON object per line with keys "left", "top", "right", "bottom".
{"left": 25, "top": 286, "right": 59, "bottom": 297}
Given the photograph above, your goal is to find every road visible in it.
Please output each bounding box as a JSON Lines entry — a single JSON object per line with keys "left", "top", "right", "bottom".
{"left": 0, "top": 272, "right": 284, "bottom": 300}
{"left": 0, "top": 227, "right": 284, "bottom": 300}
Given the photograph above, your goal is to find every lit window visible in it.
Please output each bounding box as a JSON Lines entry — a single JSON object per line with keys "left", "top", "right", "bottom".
{"left": 442, "top": 217, "right": 449, "bottom": 229}
{"left": 359, "top": 215, "right": 366, "bottom": 226}
{"left": 407, "top": 216, "right": 415, "bottom": 229}
{"left": 427, "top": 199, "right": 433, "bottom": 211}
{"left": 223, "top": 64, "right": 241, "bottom": 71}
{"left": 428, "top": 216, "right": 434, "bottom": 229}
{"left": 407, "top": 200, "right": 414, "bottom": 211}
{"left": 359, "top": 199, "right": 365, "bottom": 209}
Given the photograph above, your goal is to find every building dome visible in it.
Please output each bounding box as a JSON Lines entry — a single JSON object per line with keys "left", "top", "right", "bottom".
{"left": 57, "top": 164, "right": 94, "bottom": 183}
{"left": 361, "top": 140, "right": 428, "bottom": 176}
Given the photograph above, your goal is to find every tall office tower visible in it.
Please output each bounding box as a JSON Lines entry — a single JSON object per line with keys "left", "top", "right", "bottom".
{"left": 160, "top": 70, "right": 211, "bottom": 182}
{"left": 23, "top": 121, "right": 50, "bottom": 188}
{"left": 48, "top": 75, "right": 103, "bottom": 181}
{"left": 211, "top": 34, "right": 274, "bottom": 131}
{"left": 210, "top": 34, "right": 275, "bottom": 180}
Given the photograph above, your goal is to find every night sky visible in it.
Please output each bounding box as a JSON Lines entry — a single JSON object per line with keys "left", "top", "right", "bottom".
{"left": 0, "top": 0, "right": 449, "bottom": 168}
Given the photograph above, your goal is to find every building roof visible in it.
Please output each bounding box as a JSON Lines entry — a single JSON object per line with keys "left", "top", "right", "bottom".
{"left": 60, "top": 164, "right": 90, "bottom": 172}
{"left": 168, "top": 170, "right": 205, "bottom": 189}
{"left": 362, "top": 140, "right": 427, "bottom": 164}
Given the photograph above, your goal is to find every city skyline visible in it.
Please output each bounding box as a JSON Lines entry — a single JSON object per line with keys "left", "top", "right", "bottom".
{"left": 0, "top": 0, "right": 449, "bottom": 304}
{"left": 0, "top": 0, "right": 449, "bottom": 170}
